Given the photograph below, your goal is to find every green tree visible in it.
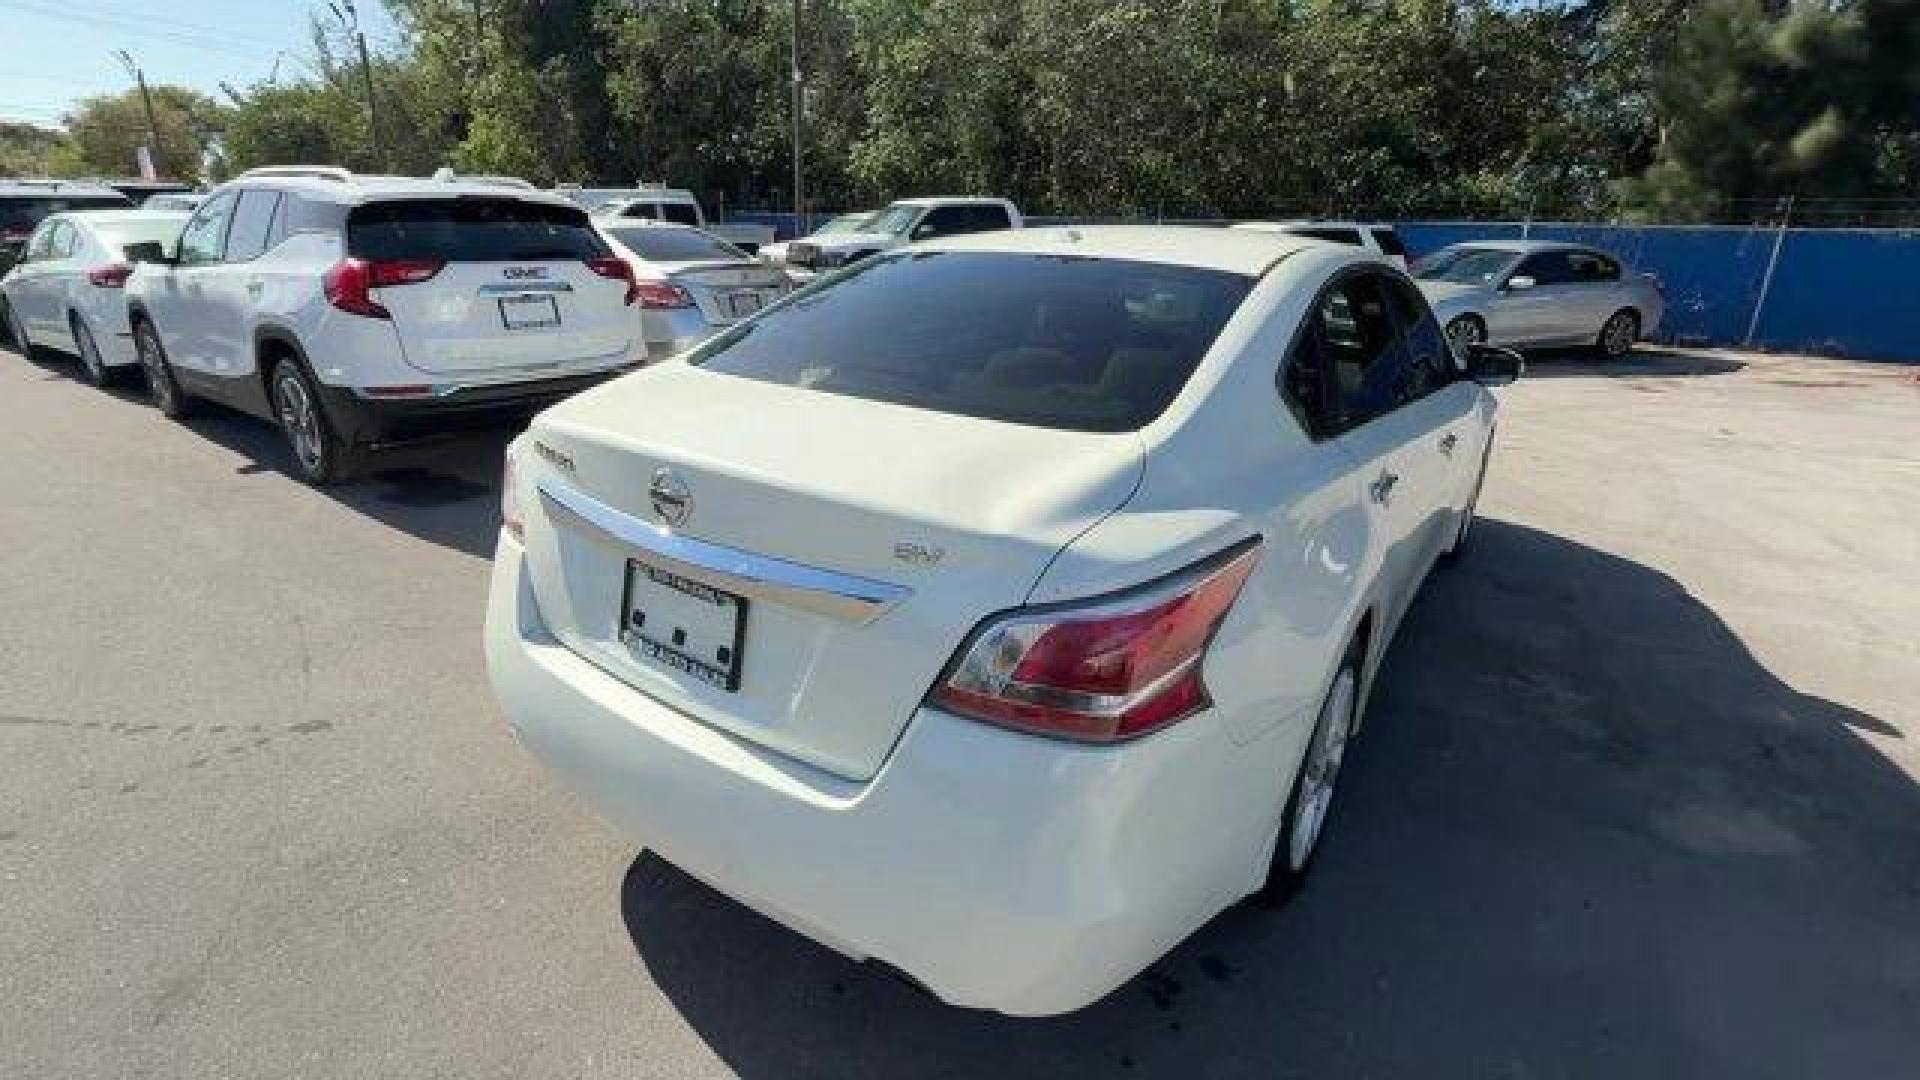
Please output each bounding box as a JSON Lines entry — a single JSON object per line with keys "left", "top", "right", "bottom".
{"left": 0, "top": 121, "right": 75, "bottom": 178}
{"left": 62, "top": 86, "right": 227, "bottom": 181}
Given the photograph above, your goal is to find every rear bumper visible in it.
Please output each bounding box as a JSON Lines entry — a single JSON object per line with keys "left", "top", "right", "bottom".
{"left": 484, "top": 534, "right": 1268, "bottom": 1016}
{"left": 318, "top": 370, "right": 626, "bottom": 447}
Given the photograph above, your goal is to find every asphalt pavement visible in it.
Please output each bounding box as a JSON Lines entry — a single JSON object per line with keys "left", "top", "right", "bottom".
{"left": 2, "top": 342, "right": 1916, "bottom": 1078}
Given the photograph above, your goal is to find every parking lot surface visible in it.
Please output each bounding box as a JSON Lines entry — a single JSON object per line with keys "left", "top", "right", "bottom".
{"left": 2, "top": 343, "right": 1916, "bottom": 1078}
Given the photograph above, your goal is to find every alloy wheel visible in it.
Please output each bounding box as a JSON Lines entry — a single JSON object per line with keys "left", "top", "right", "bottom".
{"left": 1602, "top": 311, "right": 1638, "bottom": 358}
{"left": 275, "top": 371, "right": 325, "bottom": 474}
{"left": 1289, "top": 666, "right": 1356, "bottom": 871}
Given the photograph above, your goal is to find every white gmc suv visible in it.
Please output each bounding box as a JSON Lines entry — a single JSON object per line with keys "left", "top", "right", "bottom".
{"left": 125, "top": 167, "right": 643, "bottom": 484}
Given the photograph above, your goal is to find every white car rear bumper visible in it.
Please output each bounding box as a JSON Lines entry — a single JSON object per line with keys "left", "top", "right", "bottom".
{"left": 485, "top": 534, "right": 1265, "bottom": 1016}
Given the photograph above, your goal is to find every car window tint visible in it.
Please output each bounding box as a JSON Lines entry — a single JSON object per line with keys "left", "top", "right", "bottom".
{"left": 23, "top": 220, "right": 57, "bottom": 259}
{"left": 224, "top": 189, "right": 282, "bottom": 262}
{"left": 1568, "top": 251, "right": 1620, "bottom": 281}
{"left": 47, "top": 221, "right": 77, "bottom": 259}
{"left": 1370, "top": 229, "right": 1408, "bottom": 257}
{"left": 692, "top": 251, "right": 1252, "bottom": 433}
{"left": 607, "top": 226, "right": 745, "bottom": 263}
{"left": 657, "top": 203, "right": 700, "bottom": 227}
{"left": 348, "top": 198, "right": 608, "bottom": 262}
{"left": 178, "top": 192, "right": 239, "bottom": 265}
{"left": 1290, "top": 227, "right": 1365, "bottom": 246}
{"left": 1516, "top": 251, "right": 1575, "bottom": 285}
{"left": 915, "top": 205, "right": 1009, "bottom": 240}
{"left": 1313, "top": 272, "right": 1415, "bottom": 429}
{"left": 1385, "top": 275, "right": 1453, "bottom": 394}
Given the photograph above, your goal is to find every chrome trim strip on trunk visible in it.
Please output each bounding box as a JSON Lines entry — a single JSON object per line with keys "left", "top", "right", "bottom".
{"left": 479, "top": 281, "right": 575, "bottom": 294}
{"left": 535, "top": 478, "right": 911, "bottom": 625}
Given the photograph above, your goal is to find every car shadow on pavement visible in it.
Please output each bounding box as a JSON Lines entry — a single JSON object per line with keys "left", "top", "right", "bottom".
{"left": 177, "top": 403, "right": 513, "bottom": 559}
{"left": 618, "top": 518, "right": 1917, "bottom": 1079}
{"left": 1518, "top": 346, "right": 1746, "bottom": 379}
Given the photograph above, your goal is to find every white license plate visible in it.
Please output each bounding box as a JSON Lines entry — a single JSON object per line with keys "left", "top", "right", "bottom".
{"left": 619, "top": 559, "right": 746, "bottom": 691}
{"left": 499, "top": 294, "right": 561, "bottom": 330}
{"left": 721, "top": 290, "right": 764, "bottom": 320}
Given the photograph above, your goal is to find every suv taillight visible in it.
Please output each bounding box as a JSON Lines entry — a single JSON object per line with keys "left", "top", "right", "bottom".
{"left": 931, "top": 541, "right": 1262, "bottom": 743}
{"left": 87, "top": 262, "right": 134, "bottom": 288}
{"left": 323, "top": 258, "right": 444, "bottom": 318}
{"left": 586, "top": 256, "right": 640, "bottom": 306}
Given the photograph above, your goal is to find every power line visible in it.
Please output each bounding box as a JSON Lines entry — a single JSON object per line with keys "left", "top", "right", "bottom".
{"left": 0, "top": 0, "right": 287, "bottom": 60}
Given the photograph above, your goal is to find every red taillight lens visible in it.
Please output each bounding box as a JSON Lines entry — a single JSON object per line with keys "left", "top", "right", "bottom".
{"left": 87, "top": 262, "right": 134, "bottom": 288}
{"left": 932, "top": 542, "right": 1262, "bottom": 743}
{"left": 631, "top": 279, "right": 692, "bottom": 310}
{"left": 587, "top": 256, "right": 641, "bottom": 306}
{"left": 322, "top": 258, "right": 443, "bottom": 318}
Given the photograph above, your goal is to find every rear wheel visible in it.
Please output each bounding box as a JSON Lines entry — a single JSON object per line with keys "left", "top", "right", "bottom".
{"left": 1256, "top": 637, "right": 1364, "bottom": 906}
{"left": 134, "top": 318, "right": 192, "bottom": 419}
{"left": 71, "top": 314, "right": 112, "bottom": 387}
{"left": 270, "top": 358, "right": 361, "bottom": 486}
{"left": 1598, "top": 309, "right": 1639, "bottom": 359}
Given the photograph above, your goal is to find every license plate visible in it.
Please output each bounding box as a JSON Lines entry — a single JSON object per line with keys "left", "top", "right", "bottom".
{"left": 619, "top": 559, "right": 746, "bottom": 691}
{"left": 498, "top": 294, "right": 561, "bottom": 330}
{"left": 720, "top": 290, "right": 764, "bottom": 320}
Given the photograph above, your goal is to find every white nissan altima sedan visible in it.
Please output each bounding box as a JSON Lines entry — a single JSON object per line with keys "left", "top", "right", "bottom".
{"left": 486, "top": 226, "right": 1521, "bottom": 1015}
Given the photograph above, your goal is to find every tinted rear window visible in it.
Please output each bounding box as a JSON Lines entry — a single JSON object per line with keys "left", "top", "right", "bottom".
{"left": 691, "top": 251, "right": 1251, "bottom": 433}
{"left": 1290, "top": 227, "right": 1364, "bottom": 246}
{"left": 348, "top": 198, "right": 607, "bottom": 262}
{"left": 1, "top": 196, "right": 131, "bottom": 233}
{"left": 607, "top": 226, "right": 744, "bottom": 263}
{"left": 1370, "top": 228, "right": 1408, "bottom": 257}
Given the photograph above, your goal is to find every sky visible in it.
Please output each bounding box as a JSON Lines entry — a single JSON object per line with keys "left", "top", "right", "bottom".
{"left": 0, "top": 0, "right": 400, "bottom": 129}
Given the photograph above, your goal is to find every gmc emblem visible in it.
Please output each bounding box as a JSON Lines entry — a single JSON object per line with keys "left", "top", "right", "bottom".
{"left": 503, "top": 266, "right": 548, "bottom": 280}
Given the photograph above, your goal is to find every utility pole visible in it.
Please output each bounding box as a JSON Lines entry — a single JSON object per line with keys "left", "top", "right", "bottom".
{"left": 789, "top": 0, "right": 805, "bottom": 225}
{"left": 113, "top": 50, "right": 164, "bottom": 178}
{"left": 330, "top": 1, "right": 384, "bottom": 169}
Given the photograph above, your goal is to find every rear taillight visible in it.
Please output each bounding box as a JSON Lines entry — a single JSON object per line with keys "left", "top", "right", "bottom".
{"left": 587, "top": 256, "right": 640, "bottom": 306}
{"left": 631, "top": 280, "right": 692, "bottom": 310}
{"left": 322, "top": 258, "right": 444, "bottom": 319}
{"left": 500, "top": 450, "right": 524, "bottom": 542}
{"left": 931, "top": 541, "right": 1262, "bottom": 743}
{"left": 87, "top": 262, "right": 134, "bottom": 288}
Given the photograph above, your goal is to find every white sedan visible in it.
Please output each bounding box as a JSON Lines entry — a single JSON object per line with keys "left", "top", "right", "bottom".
{"left": 0, "top": 209, "right": 188, "bottom": 386}
{"left": 486, "top": 226, "right": 1520, "bottom": 1015}
{"left": 1415, "top": 239, "right": 1665, "bottom": 358}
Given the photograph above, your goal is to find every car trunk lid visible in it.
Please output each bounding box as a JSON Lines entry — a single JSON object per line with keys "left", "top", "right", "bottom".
{"left": 517, "top": 365, "right": 1143, "bottom": 781}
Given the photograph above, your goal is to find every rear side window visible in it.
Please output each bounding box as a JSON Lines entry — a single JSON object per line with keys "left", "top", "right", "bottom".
{"left": 348, "top": 199, "right": 608, "bottom": 262}
{"left": 692, "top": 251, "right": 1252, "bottom": 432}
{"left": 1290, "top": 227, "right": 1364, "bottom": 246}
{"left": 1370, "top": 228, "right": 1408, "bottom": 258}
{"left": 915, "top": 204, "right": 1012, "bottom": 239}
{"left": 1283, "top": 271, "right": 1416, "bottom": 435}
{"left": 606, "top": 226, "right": 744, "bottom": 263}
{"left": 224, "top": 189, "right": 283, "bottom": 262}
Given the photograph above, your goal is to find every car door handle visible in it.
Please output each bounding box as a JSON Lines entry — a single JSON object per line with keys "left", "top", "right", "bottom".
{"left": 1439, "top": 433, "right": 1458, "bottom": 456}
{"left": 1369, "top": 471, "right": 1399, "bottom": 505}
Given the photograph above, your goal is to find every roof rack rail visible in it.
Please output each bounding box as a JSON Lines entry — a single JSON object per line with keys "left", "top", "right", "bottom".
{"left": 428, "top": 168, "right": 536, "bottom": 190}
{"left": 237, "top": 166, "right": 353, "bottom": 183}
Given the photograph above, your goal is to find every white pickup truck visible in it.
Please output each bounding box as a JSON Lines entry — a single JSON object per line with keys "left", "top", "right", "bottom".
{"left": 776, "top": 196, "right": 1023, "bottom": 280}
{"left": 559, "top": 184, "right": 777, "bottom": 254}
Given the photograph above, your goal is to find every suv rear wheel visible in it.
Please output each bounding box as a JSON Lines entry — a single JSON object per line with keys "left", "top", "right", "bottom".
{"left": 270, "top": 357, "right": 361, "bottom": 485}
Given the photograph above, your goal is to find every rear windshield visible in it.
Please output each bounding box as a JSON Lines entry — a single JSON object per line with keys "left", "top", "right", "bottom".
{"left": 691, "top": 251, "right": 1251, "bottom": 432}
{"left": 348, "top": 198, "right": 608, "bottom": 262}
{"left": 606, "top": 226, "right": 744, "bottom": 264}
{"left": 1289, "top": 226, "right": 1364, "bottom": 246}
{"left": 2, "top": 196, "right": 131, "bottom": 234}
{"left": 94, "top": 216, "right": 188, "bottom": 254}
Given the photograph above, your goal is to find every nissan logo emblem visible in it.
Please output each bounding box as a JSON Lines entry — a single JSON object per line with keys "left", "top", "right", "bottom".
{"left": 649, "top": 468, "right": 692, "bottom": 528}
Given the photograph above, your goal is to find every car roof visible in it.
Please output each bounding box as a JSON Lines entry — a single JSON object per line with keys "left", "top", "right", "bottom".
{"left": 52, "top": 209, "right": 190, "bottom": 227}
{"left": 890, "top": 196, "right": 1013, "bottom": 208}
{"left": 219, "top": 170, "right": 581, "bottom": 209}
{"left": 0, "top": 180, "right": 129, "bottom": 199}
{"left": 1442, "top": 239, "right": 1594, "bottom": 255}
{"left": 918, "top": 224, "right": 1321, "bottom": 276}
{"left": 1236, "top": 219, "right": 1394, "bottom": 231}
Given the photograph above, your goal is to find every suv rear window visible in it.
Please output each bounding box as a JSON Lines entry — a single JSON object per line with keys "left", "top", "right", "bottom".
{"left": 691, "top": 251, "right": 1251, "bottom": 432}
{"left": 1288, "top": 226, "right": 1364, "bottom": 246}
{"left": 348, "top": 198, "right": 608, "bottom": 262}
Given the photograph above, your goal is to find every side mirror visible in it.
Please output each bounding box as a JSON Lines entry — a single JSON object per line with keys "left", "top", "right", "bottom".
{"left": 1504, "top": 274, "right": 1536, "bottom": 292}
{"left": 1465, "top": 343, "right": 1524, "bottom": 387}
{"left": 124, "top": 241, "right": 169, "bottom": 265}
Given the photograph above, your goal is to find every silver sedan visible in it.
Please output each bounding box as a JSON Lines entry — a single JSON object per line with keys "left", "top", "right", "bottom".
{"left": 596, "top": 221, "right": 792, "bottom": 363}
{"left": 1415, "top": 240, "right": 1665, "bottom": 358}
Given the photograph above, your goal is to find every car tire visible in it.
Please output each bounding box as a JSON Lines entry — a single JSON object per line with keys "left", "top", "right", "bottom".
{"left": 133, "top": 318, "right": 193, "bottom": 419}
{"left": 1445, "top": 314, "right": 1486, "bottom": 355}
{"left": 71, "top": 313, "right": 113, "bottom": 388}
{"left": 1598, "top": 308, "right": 1639, "bottom": 359}
{"left": 1255, "top": 635, "right": 1365, "bottom": 907}
{"left": 270, "top": 357, "right": 362, "bottom": 486}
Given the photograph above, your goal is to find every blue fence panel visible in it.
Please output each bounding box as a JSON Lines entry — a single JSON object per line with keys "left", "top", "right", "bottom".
{"left": 1752, "top": 229, "right": 1920, "bottom": 361}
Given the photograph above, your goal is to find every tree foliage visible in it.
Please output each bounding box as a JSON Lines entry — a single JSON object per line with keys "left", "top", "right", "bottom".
{"left": 61, "top": 86, "right": 228, "bottom": 181}
{"left": 198, "top": 0, "right": 1917, "bottom": 222}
